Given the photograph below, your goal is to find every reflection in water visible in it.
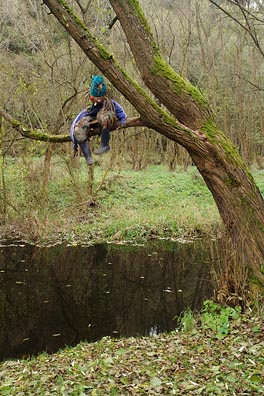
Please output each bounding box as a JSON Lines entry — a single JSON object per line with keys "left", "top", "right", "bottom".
{"left": 0, "top": 239, "right": 215, "bottom": 360}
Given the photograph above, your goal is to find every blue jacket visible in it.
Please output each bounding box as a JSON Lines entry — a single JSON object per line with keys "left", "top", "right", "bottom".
{"left": 70, "top": 100, "right": 127, "bottom": 150}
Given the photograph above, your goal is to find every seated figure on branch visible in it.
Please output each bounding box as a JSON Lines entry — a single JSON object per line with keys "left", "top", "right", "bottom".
{"left": 70, "top": 75, "right": 127, "bottom": 165}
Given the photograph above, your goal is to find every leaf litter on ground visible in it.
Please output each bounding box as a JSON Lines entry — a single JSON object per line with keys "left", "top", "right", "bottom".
{"left": 0, "top": 310, "right": 263, "bottom": 395}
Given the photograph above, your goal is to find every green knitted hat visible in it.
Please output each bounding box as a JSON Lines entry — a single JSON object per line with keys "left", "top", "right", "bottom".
{"left": 89, "top": 75, "right": 107, "bottom": 97}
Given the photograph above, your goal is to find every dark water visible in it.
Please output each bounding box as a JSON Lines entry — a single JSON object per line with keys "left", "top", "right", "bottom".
{"left": 0, "top": 238, "right": 215, "bottom": 360}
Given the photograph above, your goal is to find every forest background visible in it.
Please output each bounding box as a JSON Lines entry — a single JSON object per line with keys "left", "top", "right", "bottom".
{"left": 1, "top": 0, "right": 264, "bottom": 245}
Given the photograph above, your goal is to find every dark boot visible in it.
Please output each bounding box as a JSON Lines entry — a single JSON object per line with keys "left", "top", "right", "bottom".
{"left": 94, "top": 129, "right": 110, "bottom": 155}
{"left": 79, "top": 140, "right": 94, "bottom": 165}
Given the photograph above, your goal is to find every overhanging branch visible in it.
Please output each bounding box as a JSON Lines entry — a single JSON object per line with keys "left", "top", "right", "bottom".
{"left": 0, "top": 106, "right": 148, "bottom": 143}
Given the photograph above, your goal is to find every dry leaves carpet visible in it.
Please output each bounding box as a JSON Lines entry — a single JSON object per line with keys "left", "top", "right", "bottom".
{"left": 0, "top": 311, "right": 263, "bottom": 395}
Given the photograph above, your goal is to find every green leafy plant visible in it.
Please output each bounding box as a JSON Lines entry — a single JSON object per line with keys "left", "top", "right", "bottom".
{"left": 201, "top": 300, "right": 241, "bottom": 339}
{"left": 178, "top": 307, "right": 197, "bottom": 332}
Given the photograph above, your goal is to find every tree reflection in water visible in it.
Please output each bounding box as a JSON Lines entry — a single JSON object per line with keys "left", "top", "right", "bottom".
{"left": 0, "top": 239, "right": 215, "bottom": 360}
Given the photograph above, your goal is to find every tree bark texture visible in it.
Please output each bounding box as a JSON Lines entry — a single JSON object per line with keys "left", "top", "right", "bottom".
{"left": 17, "top": 0, "right": 264, "bottom": 282}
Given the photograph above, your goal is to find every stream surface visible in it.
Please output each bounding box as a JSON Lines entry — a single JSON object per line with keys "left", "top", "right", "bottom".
{"left": 0, "top": 238, "right": 216, "bottom": 360}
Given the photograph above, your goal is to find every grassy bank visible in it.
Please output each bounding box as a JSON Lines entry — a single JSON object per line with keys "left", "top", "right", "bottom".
{"left": 0, "top": 306, "right": 263, "bottom": 395}
{"left": 1, "top": 156, "right": 225, "bottom": 244}
{"left": 3, "top": 154, "right": 264, "bottom": 246}
{"left": 2, "top": 155, "right": 264, "bottom": 244}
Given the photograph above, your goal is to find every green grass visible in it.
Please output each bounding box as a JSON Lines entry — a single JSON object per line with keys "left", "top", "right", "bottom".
{"left": 2, "top": 156, "right": 264, "bottom": 245}
{"left": 252, "top": 169, "right": 264, "bottom": 193}
{"left": 1, "top": 157, "right": 222, "bottom": 244}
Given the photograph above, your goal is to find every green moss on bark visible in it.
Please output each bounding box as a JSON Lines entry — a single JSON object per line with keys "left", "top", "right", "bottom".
{"left": 127, "top": 0, "right": 153, "bottom": 36}
{"left": 202, "top": 120, "right": 244, "bottom": 165}
{"left": 151, "top": 55, "right": 209, "bottom": 107}
{"left": 223, "top": 176, "right": 241, "bottom": 188}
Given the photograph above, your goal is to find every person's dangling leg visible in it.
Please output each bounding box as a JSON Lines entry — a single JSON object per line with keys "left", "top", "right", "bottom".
{"left": 79, "top": 140, "right": 94, "bottom": 165}
{"left": 94, "top": 129, "right": 110, "bottom": 155}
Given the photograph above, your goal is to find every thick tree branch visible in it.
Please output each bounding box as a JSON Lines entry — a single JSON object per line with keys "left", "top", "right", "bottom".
{"left": 41, "top": 0, "right": 209, "bottom": 154}
{"left": 109, "top": 0, "right": 213, "bottom": 130}
{"left": 0, "top": 107, "right": 148, "bottom": 143}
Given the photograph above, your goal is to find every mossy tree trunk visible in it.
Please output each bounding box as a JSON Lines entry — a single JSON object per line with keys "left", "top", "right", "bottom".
{"left": 108, "top": 0, "right": 264, "bottom": 283}
{"left": 14, "top": 0, "right": 264, "bottom": 283}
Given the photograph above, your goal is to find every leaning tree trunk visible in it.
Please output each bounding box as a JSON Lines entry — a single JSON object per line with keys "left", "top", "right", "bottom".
{"left": 30, "top": 0, "right": 264, "bottom": 283}
{"left": 108, "top": 0, "right": 264, "bottom": 282}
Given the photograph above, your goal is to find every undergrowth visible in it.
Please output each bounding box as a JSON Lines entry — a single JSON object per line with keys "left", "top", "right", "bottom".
{"left": 1, "top": 156, "right": 222, "bottom": 244}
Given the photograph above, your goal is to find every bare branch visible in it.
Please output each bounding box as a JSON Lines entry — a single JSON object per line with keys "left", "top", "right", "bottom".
{"left": 234, "top": 73, "right": 264, "bottom": 91}
{"left": 108, "top": 15, "right": 118, "bottom": 30}
{"left": 208, "top": 0, "right": 264, "bottom": 57}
